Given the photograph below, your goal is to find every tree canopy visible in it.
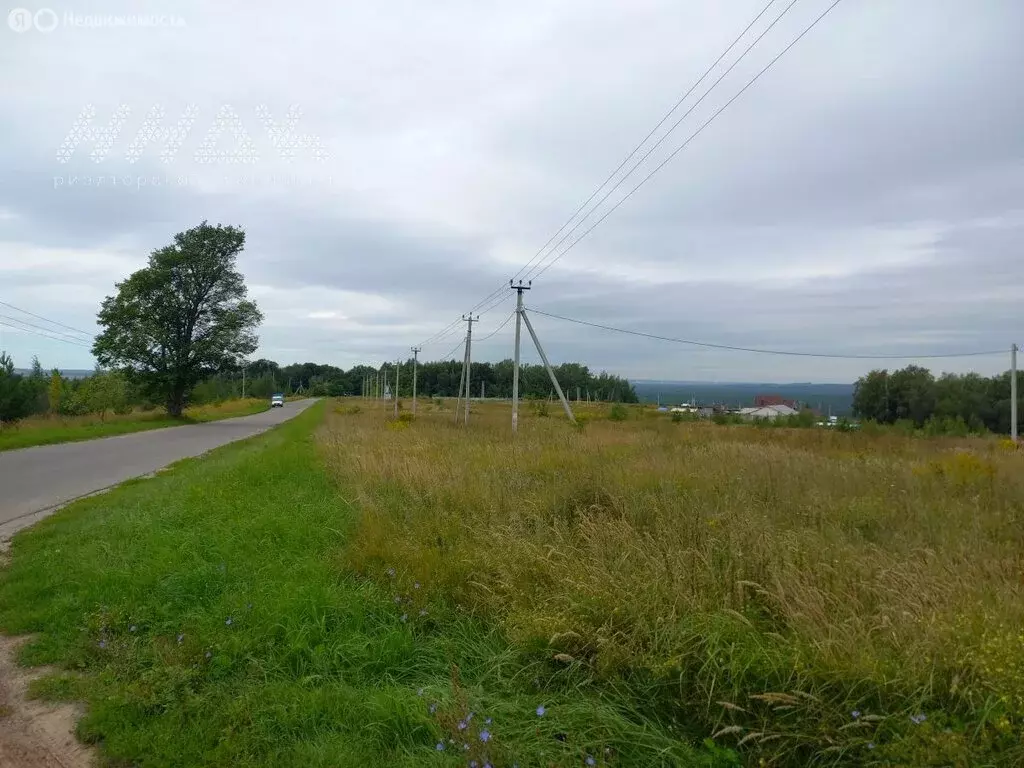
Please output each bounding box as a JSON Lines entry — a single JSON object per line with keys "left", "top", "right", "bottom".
{"left": 92, "top": 222, "right": 262, "bottom": 416}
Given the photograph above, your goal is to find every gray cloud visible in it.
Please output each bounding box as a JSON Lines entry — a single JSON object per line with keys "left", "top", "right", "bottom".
{"left": 0, "top": 0, "right": 1021, "bottom": 380}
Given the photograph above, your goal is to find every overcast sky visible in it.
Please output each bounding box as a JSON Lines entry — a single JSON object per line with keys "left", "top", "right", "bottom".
{"left": 1, "top": 0, "right": 1021, "bottom": 383}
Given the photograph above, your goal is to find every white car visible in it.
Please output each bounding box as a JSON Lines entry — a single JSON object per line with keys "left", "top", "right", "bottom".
{"left": 270, "top": 394, "right": 285, "bottom": 408}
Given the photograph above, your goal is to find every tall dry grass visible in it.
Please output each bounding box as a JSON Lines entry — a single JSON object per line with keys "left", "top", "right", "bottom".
{"left": 321, "top": 400, "right": 1024, "bottom": 764}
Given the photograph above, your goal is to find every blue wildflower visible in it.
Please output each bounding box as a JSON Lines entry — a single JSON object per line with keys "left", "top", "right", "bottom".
{"left": 586, "top": 757, "right": 596, "bottom": 766}
{"left": 868, "top": 742, "right": 875, "bottom": 750}
{"left": 387, "top": 567, "right": 396, "bottom": 578}
{"left": 458, "top": 720, "right": 467, "bottom": 731}
{"left": 536, "top": 705, "right": 546, "bottom": 717}
{"left": 417, "top": 688, "right": 424, "bottom": 697}
{"left": 485, "top": 717, "right": 492, "bottom": 725}
{"left": 467, "top": 711, "right": 474, "bottom": 722}
{"left": 484, "top": 763, "right": 493, "bottom": 768}
{"left": 129, "top": 625, "right": 137, "bottom": 632}
{"left": 479, "top": 730, "right": 491, "bottom": 743}
{"left": 462, "top": 743, "right": 469, "bottom": 751}
{"left": 910, "top": 713, "right": 927, "bottom": 725}
{"left": 851, "top": 710, "right": 861, "bottom": 719}
{"left": 225, "top": 617, "right": 233, "bottom": 626}
{"left": 205, "top": 651, "right": 212, "bottom": 659}
{"left": 429, "top": 702, "right": 438, "bottom": 714}
{"left": 414, "top": 581, "right": 421, "bottom": 589}
{"left": 97, "top": 640, "right": 106, "bottom": 649}
{"left": 177, "top": 634, "right": 184, "bottom": 644}
{"left": 435, "top": 742, "right": 445, "bottom": 751}
{"left": 470, "top": 761, "right": 478, "bottom": 768}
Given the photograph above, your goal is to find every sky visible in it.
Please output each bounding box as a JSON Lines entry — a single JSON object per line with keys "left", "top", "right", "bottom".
{"left": 0, "top": 0, "right": 1021, "bottom": 383}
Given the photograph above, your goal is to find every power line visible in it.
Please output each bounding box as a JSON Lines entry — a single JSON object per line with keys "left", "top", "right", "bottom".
{"left": 476, "top": 311, "right": 515, "bottom": 343}
{"left": 412, "top": 2, "right": 785, "bottom": 348}
{"left": 528, "top": 307, "right": 1007, "bottom": 360}
{"left": 0, "top": 299, "right": 95, "bottom": 339}
{"left": 521, "top": 0, "right": 796, "bottom": 282}
{"left": 0, "top": 313, "right": 96, "bottom": 346}
{"left": 440, "top": 334, "right": 467, "bottom": 361}
{"left": 531, "top": 0, "right": 845, "bottom": 281}
{"left": 0, "top": 319, "right": 94, "bottom": 348}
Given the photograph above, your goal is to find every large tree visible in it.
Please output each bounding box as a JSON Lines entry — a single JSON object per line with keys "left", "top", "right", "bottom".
{"left": 93, "top": 222, "right": 262, "bottom": 416}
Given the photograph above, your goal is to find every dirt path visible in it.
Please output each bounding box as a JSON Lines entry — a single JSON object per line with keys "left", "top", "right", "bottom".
{"left": 0, "top": 537, "right": 94, "bottom": 768}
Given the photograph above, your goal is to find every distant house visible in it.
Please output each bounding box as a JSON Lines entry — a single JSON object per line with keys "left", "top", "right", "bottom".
{"left": 740, "top": 404, "right": 799, "bottom": 420}
{"left": 755, "top": 394, "right": 799, "bottom": 409}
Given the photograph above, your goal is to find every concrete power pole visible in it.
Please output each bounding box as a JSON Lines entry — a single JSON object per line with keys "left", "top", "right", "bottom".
{"left": 511, "top": 280, "right": 531, "bottom": 434}
{"left": 394, "top": 358, "right": 400, "bottom": 419}
{"left": 411, "top": 347, "right": 420, "bottom": 415}
{"left": 462, "top": 314, "right": 477, "bottom": 426}
{"left": 521, "top": 308, "right": 575, "bottom": 424}
{"left": 1012, "top": 342, "right": 1019, "bottom": 442}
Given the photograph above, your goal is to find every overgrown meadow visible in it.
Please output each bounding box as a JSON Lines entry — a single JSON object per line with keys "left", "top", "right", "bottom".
{"left": 328, "top": 399, "right": 1024, "bottom": 765}
{"left": 2, "top": 398, "right": 1021, "bottom": 766}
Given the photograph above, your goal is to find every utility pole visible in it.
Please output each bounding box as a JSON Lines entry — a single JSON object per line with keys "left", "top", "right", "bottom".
{"left": 511, "top": 280, "right": 531, "bottom": 434}
{"left": 383, "top": 365, "right": 389, "bottom": 405}
{"left": 520, "top": 303, "right": 575, "bottom": 424}
{"left": 411, "top": 347, "right": 420, "bottom": 415}
{"left": 462, "top": 314, "right": 478, "bottom": 426}
{"left": 454, "top": 329, "right": 471, "bottom": 424}
{"left": 481, "top": 380, "right": 485, "bottom": 400}
{"left": 1012, "top": 343, "right": 1019, "bottom": 442}
{"left": 394, "top": 358, "right": 401, "bottom": 418}
{"left": 241, "top": 363, "right": 246, "bottom": 399}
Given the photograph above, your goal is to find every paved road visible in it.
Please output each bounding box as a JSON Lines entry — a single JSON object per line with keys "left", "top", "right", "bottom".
{"left": 0, "top": 399, "right": 317, "bottom": 537}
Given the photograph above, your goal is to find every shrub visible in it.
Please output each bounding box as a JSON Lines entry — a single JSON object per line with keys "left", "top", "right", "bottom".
{"left": 608, "top": 403, "right": 628, "bottom": 421}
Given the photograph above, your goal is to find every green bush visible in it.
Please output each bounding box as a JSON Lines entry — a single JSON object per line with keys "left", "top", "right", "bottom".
{"left": 608, "top": 403, "right": 628, "bottom": 421}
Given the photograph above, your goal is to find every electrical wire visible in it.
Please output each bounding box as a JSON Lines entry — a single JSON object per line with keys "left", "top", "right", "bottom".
{"left": 531, "top": 0, "right": 845, "bottom": 281}
{"left": 475, "top": 312, "right": 515, "bottom": 343}
{"left": 440, "top": 334, "right": 467, "bottom": 361}
{"left": 0, "top": 299, "right": 95, "bottom": 339}
{"left": 527, "top": 307, "right": 1007, "bottom": 359}
{"left": 0, "top": 313, "right": 96, "bottom": 346}
{"left": 521, "top": 0, "right": 796, "bottom": 282}
{"left": 0, "top": 319, "right": 94, "bottom": 348}
{"left": 412, "top": 3, "right": 789, "bottom": 347}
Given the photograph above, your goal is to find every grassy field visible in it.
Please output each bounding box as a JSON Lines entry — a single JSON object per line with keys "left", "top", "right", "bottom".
{"left": 0, "top": 398, "right": 270, "bottom": 452}
{"left": 326, "top": 399, "right": 1024, "bottom": 766}
{"left": 1, "top": 398, "right": 1021, "bottom": 766}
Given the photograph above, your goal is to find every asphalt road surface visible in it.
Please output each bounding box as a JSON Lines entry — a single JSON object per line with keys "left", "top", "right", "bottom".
{"left": 0, "top": 399, "right": 317, "bottom": 538}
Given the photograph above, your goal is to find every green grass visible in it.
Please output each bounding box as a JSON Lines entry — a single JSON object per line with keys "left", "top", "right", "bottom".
{"left": 0, "top": 400, "right": 732, "bottom": 767}
{"left": 0, "top": 399, "right": 270, "bottom": 452}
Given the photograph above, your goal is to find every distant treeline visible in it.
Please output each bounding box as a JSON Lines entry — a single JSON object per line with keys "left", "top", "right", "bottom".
{"left": 853, "top": 365, "right": 1022, "bottom": 435}
{"left": 198, "top": 358, "right": 639, "bottom": 403}
{"left": 1, "top": 351, "right": 637, "bottom": 423}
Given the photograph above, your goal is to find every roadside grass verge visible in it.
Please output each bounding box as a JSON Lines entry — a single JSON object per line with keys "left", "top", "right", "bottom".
{"left": 0, "top": 398, "right": 269, "bottom": 452}
{"left": 0, "top": 400, "right": 730, "bottom": 767}
{"left": 327, "top": 400, "right": 1024, "bottom": 766}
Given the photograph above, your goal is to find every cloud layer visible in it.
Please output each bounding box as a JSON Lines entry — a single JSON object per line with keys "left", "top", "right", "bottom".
{"left": 1, "top": 0, "right": 1021, "bottom": 382}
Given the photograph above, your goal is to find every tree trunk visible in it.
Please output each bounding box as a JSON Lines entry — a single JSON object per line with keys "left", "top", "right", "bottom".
{"left": 166, "top": 389, "right": 186, "bottom": 418}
